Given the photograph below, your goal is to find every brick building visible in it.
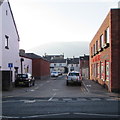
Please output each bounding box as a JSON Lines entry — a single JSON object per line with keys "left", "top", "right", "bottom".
{"left": 80, "top": 55, "right": 89, "bottom": 79}
{"left": 20, "top": 50, "right": 50, "bottom": 80}
{"left": 89, "top": 9, "right": 120, "bottom": 92}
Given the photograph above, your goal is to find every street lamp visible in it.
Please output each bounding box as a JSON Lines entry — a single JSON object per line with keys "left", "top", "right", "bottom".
{"left": 20, "top": 58, "right": 24, "bottom": 74}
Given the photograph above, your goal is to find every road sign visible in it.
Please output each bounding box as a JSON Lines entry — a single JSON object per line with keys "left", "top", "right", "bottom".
{"left": 8, "top": 63, "right": 13, "bottom": 68}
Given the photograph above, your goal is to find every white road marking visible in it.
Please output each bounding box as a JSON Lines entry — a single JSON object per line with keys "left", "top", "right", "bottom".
{"left": 52, "top": 89, "right": 58, "bottom": 91}
{"left": 23, "top": 100, "right": 36, "bottom": 103}
{"left": 2, "top": 113, "right": 70, "bottom": 119}
{"left": 29, "top": 89, "right": 35, "bottom": 92}
{"left": 74, "top": 112, "right": 120, "bottom": 117}
{"left": 82, "top": 81, "right": 90, "bottom": 92}
{"left": 91, "top": 98, "right": 101, "bottom": 101}
{"left": 48, "top": 93, "right": 56, "bottom": 101}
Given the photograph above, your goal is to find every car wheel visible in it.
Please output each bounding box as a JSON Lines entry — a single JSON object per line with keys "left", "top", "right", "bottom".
{"left": 66, "top": 80, "right": 69, "bottom": 86}
{"left": 32, "top": 81, "right": 35, "bottom": 86}
{"left": 78, "top": 82, "right": 81, "bottom": 86}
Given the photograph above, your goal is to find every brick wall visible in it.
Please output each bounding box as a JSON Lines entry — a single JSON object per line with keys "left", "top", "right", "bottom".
{"left": 32, "top": 59, "right": 50, "bottom": 80}
{"left": 111, "top": 9, "right": 120, "bottom": 92}
{"left": 89, "top": 9, "right": 120, "bottom": 92}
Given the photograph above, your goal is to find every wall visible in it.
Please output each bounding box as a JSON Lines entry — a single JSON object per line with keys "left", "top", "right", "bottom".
{"left": 19, "top": 57, "right": 32, "bottom": 75}
{"left": 111, "top": 9, "right": 120, "bottom": 92}
{"left": 1, "top": 1, "right": 20, "bottom": 83}
{"left": 68, "top": 64, "right": 80, "bottom": 72}
{"left": 89, "top": 9, "right": 120, "bottom": 92}
{"left": 0, "top": 3, "right": 2, "bottom": 70}
{"left": 32, "top": 58, "right": 50, "bottom": 80}
{"left": 50, "top": 63, "right": 67, "bottom": 73}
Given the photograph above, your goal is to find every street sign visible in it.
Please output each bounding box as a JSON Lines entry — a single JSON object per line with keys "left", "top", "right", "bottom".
{"left": 8, "top": 63, "right": 13, "bottom": 68}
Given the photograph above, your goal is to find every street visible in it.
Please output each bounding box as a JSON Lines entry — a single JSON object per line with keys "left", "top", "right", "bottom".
{"left": 2, "top": 75, "right": 120, "bottom": 119}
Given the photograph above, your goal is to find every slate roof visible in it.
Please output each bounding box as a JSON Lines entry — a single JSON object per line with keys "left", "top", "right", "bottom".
{"left": 80, "top": 55, "right": 89, "bottom": 60}
{"left": 25, "top": 53, "right": 42, "bottom": 59}
{"left": 67, "top": 58, "right": 79, "bottom": 64}
{"left": 50, "top": 59, "right": 66, "bottom": 63}
{"left": 20, "top": 52, "right": 49, "bottom": 62}
{"left": 43, "top": 55, "right": 64, "bottom": 61}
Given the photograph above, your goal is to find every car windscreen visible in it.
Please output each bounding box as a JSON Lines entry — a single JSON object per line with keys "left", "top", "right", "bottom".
{"left": 17, "top": 74, "right": 28, "bottom": 78}
{"left": 69, "top": 73, "right": 79, "bottom": 76}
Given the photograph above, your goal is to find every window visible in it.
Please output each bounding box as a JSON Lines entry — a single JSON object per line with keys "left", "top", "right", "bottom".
{"left": 54, "top": 64, "right": 56, "bottom": 66}
{"left": 105, "top": 61, "right": 110, "bottom": 81}
{"left": 5, "top": 35, "right": 9, "bottom": 49}
{"left": 105, "top": 27, "right": 110, "bottom": 44}
{"left": 93, "top": 44, "right": 95, "bottom": 55}
{"left": 96, "top": 63, "right": 100, "bottom": 78}
{"left": 100, "top": 34, "right": 104, "bottom": 48}
{"left": 6, "top": 10, "right": 8, "bottom": 16}
{"left": 100, "top": 62, "right": 104, "bottom": 81}
{"left": 94, "top": 64, "right": 96, "bottom": 77}
{"left": 59, "top": 64, "right": 62, "bottom": 67}
{"left": 96, "top": 41, "right": 98, "bottom": 52}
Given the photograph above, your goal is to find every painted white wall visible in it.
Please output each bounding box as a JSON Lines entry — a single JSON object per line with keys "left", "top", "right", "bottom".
{"left": 19, "top": 57, "right": 32, "bottom": 75}
{"left": 50, "top": 63, "right": 67, "bottom": 67}
{"left": 1, "top": 0, "right": 20, "bottom": 82}
{"left": 0, "top": 3, "right": 2, "bottom": 70}
{"left": 50, "top": 62, "right": 67, "bottom": 73}
{"left": 68, "top": 64, "right": 80, "bottom": 72}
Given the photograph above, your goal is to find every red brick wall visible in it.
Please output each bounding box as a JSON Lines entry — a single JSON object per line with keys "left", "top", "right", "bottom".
{"left": 111, "top": 9, "right": 120, "bottom": 92}
{"left": 32, "top": 59, "right": 50, "bottom": 79}
{"left": 89, "top": 9, "right": 120, "bottom": 92}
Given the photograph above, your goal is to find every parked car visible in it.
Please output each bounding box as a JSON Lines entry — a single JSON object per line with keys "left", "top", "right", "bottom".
{"left": 66, "top": 71, "right": 82, "bottom": 86}
{"left": 15, "top": 73, "right": 35, "bottom": 87}
{"left": 58, "top": 71, "right": 62, "bottom": 76}
{"left": 51, "top": 71, "right": 59, "bottom": 77}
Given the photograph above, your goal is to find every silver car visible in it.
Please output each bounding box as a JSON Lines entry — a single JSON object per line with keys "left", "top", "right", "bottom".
{"left": 51, "top": 71, "right": 59, "bottom": 77}
{"left": 66, "top": 71, "right": 82, "bottom": 86}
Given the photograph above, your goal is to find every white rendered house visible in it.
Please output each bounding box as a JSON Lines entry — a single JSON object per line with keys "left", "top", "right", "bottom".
{"left": 0, "top": 0, "right": 20, "bottom": 84}
{"left": 50, "top": 59, "right": 67, "bottom": 73}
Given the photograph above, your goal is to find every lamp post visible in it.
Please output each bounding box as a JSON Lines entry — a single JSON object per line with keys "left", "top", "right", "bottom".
{"left": 20, "top": 58, "right": 24, "bottom": 74}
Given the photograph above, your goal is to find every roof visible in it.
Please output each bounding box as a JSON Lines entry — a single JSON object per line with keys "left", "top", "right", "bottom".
{"left": 50, "top": 59, "right": 66, "bottom": 63}
{"left": 67, "top": 58, "right": 79, "bottom": 64}
{"left": 20, "top": 52, "right": 49, "bottom": 62}
{"left": 7, "top": 0, "right": 20, "bottom": 41}
{"left": 25, "top": 53, "right": 42, "bottom": 59}
{"left": 43, "top": 54, "right": 64, "bottom": 61}
{"left": 80, "top": 55, "right": 89, "bottom": 60}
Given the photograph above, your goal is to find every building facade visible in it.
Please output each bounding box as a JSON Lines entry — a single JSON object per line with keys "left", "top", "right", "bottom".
{"left": 80, "top": 55, "right": 89, "bottom": 79}
{"left": 23, "top": 53, "right": 50, "bottom": 80}
{"left": 90, "top": 9, "right": 120, "bottom": 92}
{"left": 50, "top": 59, "right": 67, "bottom": 73}
{"left": 67, "top": 58, "right": 80, "bottom": 73}
{"left": 0, "top": 0, "right": 20, "bottom": 90}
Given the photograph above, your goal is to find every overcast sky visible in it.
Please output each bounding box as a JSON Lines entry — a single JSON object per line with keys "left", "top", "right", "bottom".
{"left": 9, "top": 0, "right": 119, "bottom": 50}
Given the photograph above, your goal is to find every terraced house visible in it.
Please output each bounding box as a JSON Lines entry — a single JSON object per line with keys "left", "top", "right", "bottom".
{"left": 0, "top": 0, "right": 20, "bottom": 90}
{"left": 90, "top": 9, "right": 120, "bottom": 92}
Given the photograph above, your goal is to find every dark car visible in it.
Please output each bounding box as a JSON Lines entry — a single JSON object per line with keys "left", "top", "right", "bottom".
{"left": 15, "top": 73, "right": 35, "bottom": 87}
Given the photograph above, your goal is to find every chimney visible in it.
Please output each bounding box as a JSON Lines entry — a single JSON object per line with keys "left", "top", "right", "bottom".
{"left": 19, "top": 49, "right": 25, "bottom": 55}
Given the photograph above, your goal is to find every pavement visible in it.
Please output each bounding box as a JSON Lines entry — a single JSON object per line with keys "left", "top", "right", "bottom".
{"left": 82, "top": 78, "right": 120, "bottom": 98}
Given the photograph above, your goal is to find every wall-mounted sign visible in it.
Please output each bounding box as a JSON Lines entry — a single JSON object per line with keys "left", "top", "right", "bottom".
{"left": 92, "top": 55, "right": 100, "bottom": 62}
{"left": 8, "top": 63, "right": 13, "bottom": 68}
